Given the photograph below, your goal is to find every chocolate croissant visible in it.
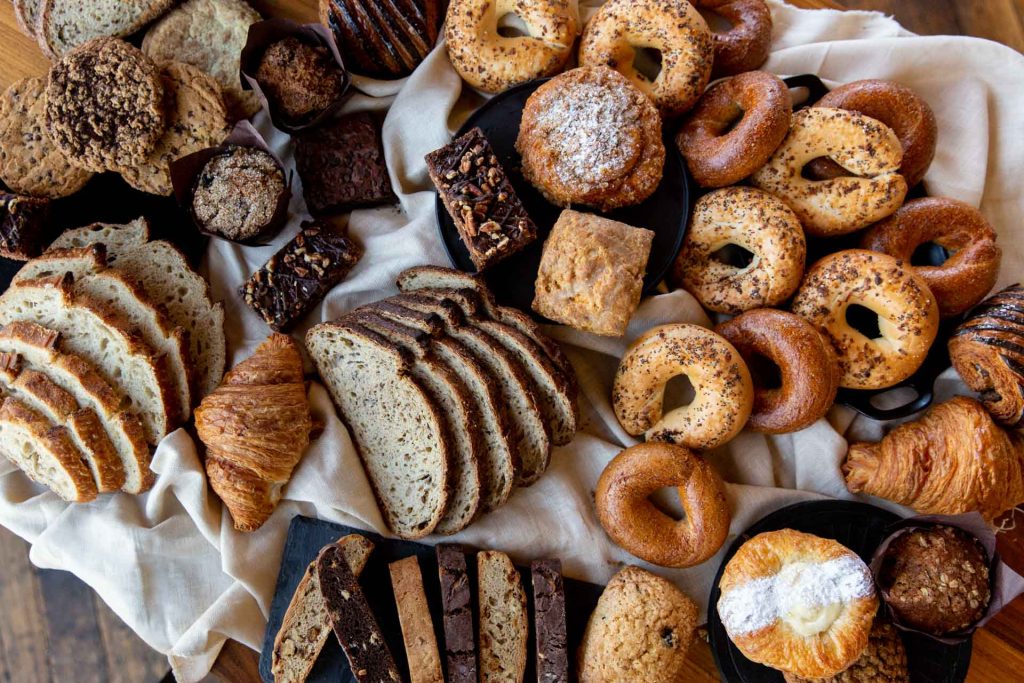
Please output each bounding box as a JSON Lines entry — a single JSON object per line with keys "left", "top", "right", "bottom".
{"left": 195, "top": 334, "right": 313, "bottom": 532}
{"left": 843, "top": 396, "right": 1024, "bottom": 521}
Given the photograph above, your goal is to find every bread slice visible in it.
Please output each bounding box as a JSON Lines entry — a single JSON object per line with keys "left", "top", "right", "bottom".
{"left": 36, "top": 0, "right": 177, "bottom": 58}
{"left": 345, "top": 313, "right": 482, "bottom": 534}
{"left": 367, "top": 302, "right": 515, "bottom": 511}
{"left": 0, "top": 321, "right": 152, "bottom": 493}
{"left": 0, "top": 396, "right": 97, "bottom": 502}
{"left": 47, "top": 217, "right": 150, "bottom": 265}
{"left": 305, "top": 323, "right": 449, "bottom": 539}
{"left": 13, "top": 245, "right": 106, "bottom": 284}
{"left": 0, "top": 275, "right": 176, "bottom": 444}
{"left": 436, "top": 545, "right": 477, "bottom": 683}
{"left": 389, "top": 556, "right": 444, "bottom": 683}
{"left": 13, "top": 0, "right": 42, "bottom": 38}
{"left": 272, "top": 534, "right": 374, "bottom": 683}
{"left": 477, "top": 550, "right": 528, "bottom": 683}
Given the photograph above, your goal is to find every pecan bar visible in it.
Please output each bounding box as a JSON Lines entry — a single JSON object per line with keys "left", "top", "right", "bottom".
{"left": 0, "top": 192, "right": 50, "bottom": 261}
{"left": 426, "top": 128, "right": 537, "bottom": 271}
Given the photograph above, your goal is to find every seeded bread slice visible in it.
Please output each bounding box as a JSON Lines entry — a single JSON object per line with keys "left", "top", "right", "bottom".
{"left": 272, "top": 534, "right": 375, "bottom": 683}
{"left": 36, "top": 0, "right": 177, "bottom": 58}
{"left": 0, "top": 321, "right": 151, "bottom": 492}
{"left": 13, "top": 0, "right": 42, "bottom": 38}
{"left": 368, "top": 302, "right": 516, "bottom": 510}
{"left": 14, "top": 245, "right": 107, "bottom": 284}
{"left": 477, "top": 550, "right": 528, "bottom": 683}
{"left": 47, "top": 218, "right": 151, "bottom": 264}
{"left": 305, "top": 322, "right": 450, "bottom": 539}
{"left": 0, "top": 396, "right": 97, "bottom": 502}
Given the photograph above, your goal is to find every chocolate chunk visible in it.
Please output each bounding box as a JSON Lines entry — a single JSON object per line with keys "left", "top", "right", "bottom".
{"left": 531, "top": 559, "right": 569, "bottom": 683}
{"left": 425, "top": 127, "right": 537, "bottom": 271}
{"left": 294, "top": 112, "right": 396, "bottom": 215}
{"left": 0, "top": 192, "right": 50, "bottom": 261}
{"left": 436, "top": 544, "right": 477, "bottom": 683}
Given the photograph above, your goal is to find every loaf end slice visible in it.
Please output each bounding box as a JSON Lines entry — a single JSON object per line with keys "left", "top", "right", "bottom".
{"left": 46, "top": 217, "right": 150, "bottom": 263}
{"left": 478, "top": 550, "right": 528, "bottom": 683}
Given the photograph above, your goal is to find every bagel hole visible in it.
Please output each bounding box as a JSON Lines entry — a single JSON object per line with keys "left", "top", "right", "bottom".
{"left": 663, "top": 374, "right": 697, "bottom": 412}
{"left": 696, "top": 8, "right": 735, "bottom": 33}
{"left": 647, "top": 487, "right": 687, "bottom": 521}
{"left": 911, "top": 241, "right": 951, "bottom": 267}
{"left": 711, "top": 243, "right": 755, "bottom": 269}
{"left": 801, "top": 157, "right": 851, "bottom": 180}
{"left": 746, "top": 352, "right": 783, "bottom": 390}
{"left": 789, "top": 86, "right": 811, "bottom": 108}
{"left": 632, "top": 47, "right": 663, "bottom": 83}
{"left": 496, "top": 12, "right": 530, "bottom": 38}
{"left": 869, "top": 386, "right": 920, "bottom": 411}
{"left": 846, "top": 304, "right": 884, "bottom": 340}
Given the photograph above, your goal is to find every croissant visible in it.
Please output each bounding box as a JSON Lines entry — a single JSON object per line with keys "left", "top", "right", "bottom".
{"left": 195, "top": 333, "right": 313, "bottom": 532}
{"left": 843, "top": 396, "right": 1024, "bottom": 521}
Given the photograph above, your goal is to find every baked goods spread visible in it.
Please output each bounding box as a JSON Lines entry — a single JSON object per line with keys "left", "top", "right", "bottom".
{"left": 717, "top": 529, "right": 878, "bottom": 679}
{"left": 579, "top": 0, "right": 714, "bottom": 116}
{"left": 692, "top": 0, "right": 773, "bottom": 77}
{"left": 860, "top": 197, "right": 1001, "bottom": 318}
{"left": 949, "top": 284, "right": 1024, "bottom": 426}
{"left": 673, "top": 186, "right": 805, "bottom": 314}
{"left": 0, "top": 192, "right": 50, "bottom": 261}
{"left": 255, "top": 36, "right": 345, "bottom": 126}
{"left": 191, "top": 146, "right": 288, "bottom": 242}
{"left": 613, "top": 323, "right": 753, "bottom": 448}
{"left": 516, "top": 66, "right": 665, "bottom": 212}
{"left": 791, "top": 250, "right": 939, "bottom": 390}
{"left": 532, "top": 209, "right": 654, "bottom": 337}
{"left": 782, "top": 621, "right": 909, "bottom": 683}
{"left": 596, "top": 442, "right": 730, "bottom": 567}
{"left": 445, "top": 0, "right": 577, "bottom": 93}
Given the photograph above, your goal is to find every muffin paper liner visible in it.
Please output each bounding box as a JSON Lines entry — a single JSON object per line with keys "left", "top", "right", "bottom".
{"left": 239, "top": 19, "right": 351, "bottom": 134}
{"left": 169, "top": 120, "right": 291, "bottom": 246}
{"left": 869, "top": 512, "right": 1024, "bottom": 644}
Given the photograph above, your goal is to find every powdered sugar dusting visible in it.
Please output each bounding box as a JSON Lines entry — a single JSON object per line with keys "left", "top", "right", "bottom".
{"left": 718, "top": 555, "right": 874, "bottom": 635}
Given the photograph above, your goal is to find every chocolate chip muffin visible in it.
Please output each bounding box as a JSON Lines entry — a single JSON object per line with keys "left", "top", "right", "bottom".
{"left": 255, "top": 37, "right": 344, "bottom": 124}
{"left": 877, "top": 525, "right": 991, "bottom": 635}
{"left": 191, "top": 146, "right": 287, "bottom": 242}
{"left": 783, "top": 621, "right": 909, "bottom": 683}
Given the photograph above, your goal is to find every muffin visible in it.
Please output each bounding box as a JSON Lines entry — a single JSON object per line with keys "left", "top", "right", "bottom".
{"left": 255, "top": 36, "right": 344, "bottom": 125}
{"left": 876, "top": 525, "right": 991, "bottom": 635}
{"left": 191, "top": 146, "right": 287, "bottom": 242}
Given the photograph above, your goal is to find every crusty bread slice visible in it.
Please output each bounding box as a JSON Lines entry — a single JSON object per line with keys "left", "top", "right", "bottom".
{"left": 13, "top": 0, "right": 42, "bottom": 38}
{"left": 345, "top": 313, "right": 482, "bottom": 534}
{"left": 0, "top": 275, "right": 176, "bottom": 444}
{"left": 272, "top": 534, "right": 375, "bottom": 683}
{"left": 47, "top": 217, "right": 150, "bottom": 265}
{"left": 477, "top": 550, "right": 528, "bottom": 683}
{"left": 0, "top": 321, "right": 151, "bottom": 493}
{"left": 305, "top": 323, "right": 450, "bottom": 539}
{"left": 0, "top": 396, "right": 97, "bottom": 502}
{"left": 36, "top": 0, "right": 176, "bottom": 58}
{"left": 13, "top": 245, "right": 106, "bottom": 284}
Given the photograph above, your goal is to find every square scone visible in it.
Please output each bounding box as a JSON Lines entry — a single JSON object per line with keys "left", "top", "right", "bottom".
{"left": 533, "top": 209, "right": 654, "bottom": 336}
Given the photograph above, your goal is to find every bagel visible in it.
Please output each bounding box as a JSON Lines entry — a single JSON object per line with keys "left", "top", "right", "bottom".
{"left": 677, "top": 70, "right": 792, "bottom": 187}
{"left": 861, "top": 197, "right": 1001, "bottom": 318}
{"left": 444, "top": 0, "right": 577, "bottom": 94}
{"left": 673, "top": 187, "right": 805, "bottom": 314}
{"left": 751, "top": 107, "right": 908, "bottom": 237}
{"left": 613, "top": 324, "right": 753, "bottom": 449}
{"left": 791, "top": 250, "right": 940, "bottom": 390}
{"left": 596, "top": 442, "right": 730, "bottom": 567}
{"left": 809, "top": 79, "right": 937, "bottom": 187}
{"left": 579, "top": 0, "right": 713, "bottom": 116}
{"left": 691, "top": 0, "right": 773, "bottom": 77}
{"left": 716, "top": 309, "right": 840, "bottom": 434}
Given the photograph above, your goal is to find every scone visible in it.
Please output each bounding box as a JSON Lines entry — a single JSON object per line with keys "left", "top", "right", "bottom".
{"left": 783, "top": 621, "right": 909, "bottom": 683}
{"left": 533, "top": 209, "right": 654, "bottom": 337}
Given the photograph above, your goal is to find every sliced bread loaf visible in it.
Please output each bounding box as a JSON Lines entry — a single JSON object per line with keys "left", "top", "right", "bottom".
{"left": 13, "top": 245, "right": 106, "bottom": 283}
{"left": 477, "top": 550, "right": 528, "bottom": 683}
{"left": 305, "top": 323, "right": 449, "bottom": 539}
{"left": 0, "top": 321, "right": 152, "bottom": 493}
{"left": 36, "top": 0, "right": 177, "bottom": 58}
{"left": 47, "top": 217, "right": 150, "bottom": 264}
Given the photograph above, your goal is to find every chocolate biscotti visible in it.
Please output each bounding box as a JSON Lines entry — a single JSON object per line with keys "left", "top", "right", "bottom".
{"left": 532, "top": 559, "right": 569, "bottom": 683}
{"left": 437, "top": 544, "right": 477, "bottom": 683}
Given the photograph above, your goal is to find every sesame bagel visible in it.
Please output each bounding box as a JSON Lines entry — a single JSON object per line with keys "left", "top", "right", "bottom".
{"left": 613, "top": 324, "right": 753, "bottom": 449}
{"left": 673, "top": 187, "right": 805, "bottom": 314}
{"left": 791, "top": 250, "right": 940, "bottom": 390}
{"left": 445, "top": 0, "right": 577, "bottom": 94}
{"left": 579, "top": 0, "right": 713, "bottom": 116}
{"left": 751, "top": 107, "right": 908, "bottom": 237}
{"left": 691, "top": 0, "right": 773, "bottom": 77}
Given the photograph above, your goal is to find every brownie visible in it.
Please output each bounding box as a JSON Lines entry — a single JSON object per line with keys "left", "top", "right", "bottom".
{"left": 436, "top": 544, "right": 476, "bottom": 683}
{"left": 316, "top": 544, "right": 401, "bottom": 683}
{"left": 0, "top": 192, "right": 50, "bottom": 260}
{"left": 878, "top": 525, "right": 991, "bottom": 634}
{"left": 531, "top": 559, "right": 569, "bottom": 683}
{"left": 425, "top": 127, "right": 537, "bottom": 271}
{"left": 255, "top": 36, "right": 344, "bottom": 125}
{"left": 294, "top": 112, "right": 396, "bottom": 215}
{"left": 191, "top": 146, "right": 287, "bottom": 242}
{"left": 242, "top": 221, "right": 362, "bottom": 331}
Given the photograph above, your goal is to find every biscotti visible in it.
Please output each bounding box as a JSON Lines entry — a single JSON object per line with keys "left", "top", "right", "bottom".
{"left": 389, "top": 556, "right": 444, "bottom": 683}
{"left": 478, "top": 550, "right": 528, "bottom": 683}
{"left": 436, "top": 544, "right": 477, "bottom": 683}
{"left": 532, "top": 559, "right": 569, "bottom": 683}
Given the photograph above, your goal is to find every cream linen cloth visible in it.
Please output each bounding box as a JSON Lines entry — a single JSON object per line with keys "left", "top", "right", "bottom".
{"left": 1, "top": 2, "right": 1023, "bottom": 680}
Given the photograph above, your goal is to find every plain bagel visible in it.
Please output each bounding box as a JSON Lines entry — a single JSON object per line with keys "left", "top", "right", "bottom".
{"left": 445, "top": 0, "right": 578, "bottom": 94}
{"left": 579, "top": 0, "right": 713, "bottom": 116}
{"left": 613, "top": 323, "right": 753, "bottom": 449}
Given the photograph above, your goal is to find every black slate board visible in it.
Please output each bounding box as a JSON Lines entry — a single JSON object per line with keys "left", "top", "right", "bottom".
{"left": 707, "top": 500, "right": 973, "bottom": 683}
{"left": 258, "top": 516, "right": 604, "bottom": 682}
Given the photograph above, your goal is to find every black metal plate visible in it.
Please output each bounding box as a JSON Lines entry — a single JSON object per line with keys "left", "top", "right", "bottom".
{"left": 434, "top": 78, "right": 692, "bottom": 314}
{"left": 707, "top": 500, "right": 973, "bottom": 683}
{"left": 258, "top": 516, "right": 604, "bottom": 683}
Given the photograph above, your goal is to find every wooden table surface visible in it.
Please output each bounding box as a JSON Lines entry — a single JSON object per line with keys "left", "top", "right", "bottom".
{"left": 0, "top": 0, "right": 1023, "bottom": 682}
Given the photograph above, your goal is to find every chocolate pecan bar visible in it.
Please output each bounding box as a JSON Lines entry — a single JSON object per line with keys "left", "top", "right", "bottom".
{"left": 0, "top": 192, "right": 50, "bottom": 261}
{"left": 426, "top": 128, "right": 537, "bottom": 271}
{"left": 241, "top": 221, "right": 361, "bottom": 331}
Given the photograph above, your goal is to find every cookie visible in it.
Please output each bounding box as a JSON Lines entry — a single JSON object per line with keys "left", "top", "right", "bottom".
{"left": 45, "top": 37, "right": 166, "bottom": 172}
{"left": 0, "top": 77, "right": 93, "bottom": 198}
{"left": 117, "top": 62, "right": 229, "bottom": 196}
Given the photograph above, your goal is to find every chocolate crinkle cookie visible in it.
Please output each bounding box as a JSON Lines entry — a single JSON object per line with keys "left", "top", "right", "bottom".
{"left": 45, "top": 37, "right": 166, "bottom": 172}
{"left": 878, "top": 525, "right": 991, "bottom": 635}
{"left": 255, "top": 37, "right": 344, "bottom": 124}
{"left": 191, "top": 146, "right": 287, "bottom": 242}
